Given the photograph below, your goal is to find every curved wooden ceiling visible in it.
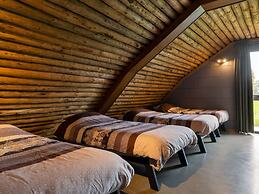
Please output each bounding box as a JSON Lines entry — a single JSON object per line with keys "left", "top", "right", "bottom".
{"left": 0, "top": 0, "right": 193, "bottom": 135}
{"left": 0, "top": 0, "right": 257, "bottom": 135}
{"left": 107, "top": 0, "right": 258, "bottom": 117}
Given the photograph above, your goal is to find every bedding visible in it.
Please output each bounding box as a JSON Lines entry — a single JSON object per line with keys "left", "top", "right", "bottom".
{"left": 0, "top": 124, "right": 134, "bottom": 194}
{"left": 155, "top": 103, "right": 229, "bottom": 124}
{"left": 123, "top": 109, "right": 219, "bottom": 136}
{"left": 54, "top": 112, "right": 197, "bottom": 171}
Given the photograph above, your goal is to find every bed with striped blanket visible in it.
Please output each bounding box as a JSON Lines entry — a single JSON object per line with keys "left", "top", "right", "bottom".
{"left": 54, "top": 112, "right": 197, "bottom": 171}
{"left": 123, "top": 109, "right": 219, "bottom": 137}
{"left": 0, "top": 124, "right": 133, "bottom": 194}
{"left": 155, "top": 103, "right": 229, "bottom": 124}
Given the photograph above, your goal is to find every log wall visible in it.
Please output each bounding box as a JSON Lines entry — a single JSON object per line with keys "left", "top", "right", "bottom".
{"left": 0, "top": 0, "right": 190, "bottom": 136}
{"left": 0, "top": 0, "right": 258, "bottom": 135}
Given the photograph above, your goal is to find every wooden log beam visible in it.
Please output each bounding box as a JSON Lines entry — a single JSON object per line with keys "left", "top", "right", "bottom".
{"left": 240, "top": 1, "right": 256, "bottom": 38}
{"left": 207, "top": 10, "right": 235, "bottom": 42}
{"left": 202, "top": 0, "right": 245, "bottom": 11}
{"left": 97, "top": 1, "right": 208, "bottom": 113}
{"left": 223, "top": 6, "right": 246, "bottom": 39}
{"left": 200, "top": 13, "right": 231, "bottom": 44}
{"left": 121, "top": 0, "right": 165, "bottom": 30}
{"left": 189, "top": 23, "right": 222, "bottom": 50}
{"left": 194, "top": 18, "right": 226, "bottom": 47}
{"left": 167, "top": 43, "right": 206, "bottom": 62}
{"left": 248, "top": 0, "right": 259, "bottom": 37}
{"left": 98, "top": 0, "right": 245, "bottom": 114}
{"left": 0, "top": 101, "right": 97, "bottom": 110}
{"left": 150, "top": 0, "right": 177, "bottom": 19}
{"left": 214, "top": 8, "right": 240, "bottom": 40}
{"left": 231, "top": 3, "right": 251, "bottom": 39}
{"left": 166, "top": 0, "right": 184, "bottom": 14}
{"left": 136, "top": 0, "right": 170, "bottom": 24}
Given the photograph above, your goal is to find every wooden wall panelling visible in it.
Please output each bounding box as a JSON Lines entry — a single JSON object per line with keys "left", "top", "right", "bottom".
{"left": 223, "top": 6, "right": 246, "bottom": 39}
{"left": 108, "top": 0, "right": 259, "bottom": 118}
{"left": 201, "top": 13, "right": 231, "bottom": 44}
{"left": 194, "top": 18, "right": 227, "bottom": 47}
{"left": 232, "top": 3, "right": 251, "bottom": 38}
{"left": 189, "top": 23, "right": 223, "bottom": 50}
{"left": 0, "top": 0, "right": 259, "bottom": 135}
{"left": 80, "top": 0, "right": 155, "bottom": 40}
{"left": 0, "top": 0, "right": 159, "bottom": 136}
{"left": 214, "top": 8, "right": 241, "bottom": 40}
{"left": 240, "top": 1, "right": 256, "bottom": 38}
{"left": 99, "top": 1, "right": 211, "bottom": 113}
{"left": 136, "top": 0, "right": 172, "bottom": 24}
{"left": 202, "top": 0, "right": 245, "bottom": 10}
{"left": 207, "top": 10, "right": 235, "bottom": 42}
{"left": 247, "top": 0, "right": 259, "bottom": 37}
{"left": 51, "top": 0, "right": 148, "bottom": 44}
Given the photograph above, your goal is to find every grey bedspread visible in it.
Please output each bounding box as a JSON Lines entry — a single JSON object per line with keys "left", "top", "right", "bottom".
{"left": 0, "top": 124, "right": 134, "bottom": 194}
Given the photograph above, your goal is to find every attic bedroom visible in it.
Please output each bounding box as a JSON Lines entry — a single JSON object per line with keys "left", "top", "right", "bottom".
{"left": 0, "top": 0, "right": 258, "bottom": 193}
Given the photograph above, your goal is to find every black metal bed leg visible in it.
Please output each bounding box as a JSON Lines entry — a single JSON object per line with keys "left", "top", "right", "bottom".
{"left": 197, "top": 134, "right": 207, "bottom": 153}
{"left": 145, "top": 164, "right": 160, "bottom": 191}
{"left": 214, "top": 128, "right": 221, "bottom": 137}
{"left": 209, "top": 131, "right": 217, "bottom": 142}
{"left": 220, "top": 123, "right": 226, "bottom": 131}
{"left": 177, "top": 149, "right": 188, "bottom": 166}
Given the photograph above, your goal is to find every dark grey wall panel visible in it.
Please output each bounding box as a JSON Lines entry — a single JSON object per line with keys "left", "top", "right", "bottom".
{"left": 164, "top": 43, "right": 237, "bottom": 129}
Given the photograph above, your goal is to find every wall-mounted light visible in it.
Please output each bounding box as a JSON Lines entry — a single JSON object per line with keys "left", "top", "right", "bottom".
{"left": 217, "top": 58, "right": 228, "bottom": 64}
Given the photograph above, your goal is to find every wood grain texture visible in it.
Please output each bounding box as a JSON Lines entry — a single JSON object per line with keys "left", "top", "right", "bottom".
{"left": 107, "top": 0, "right": 259, "bottom": 118}
{"left": 0, "top": 0, "right": 258, "bottom": 135}
{"left": 0, "top": 0, "right": 193, "bottom": 136}
{"left": 99, "top": 2, "right": 211, "bottom": 113}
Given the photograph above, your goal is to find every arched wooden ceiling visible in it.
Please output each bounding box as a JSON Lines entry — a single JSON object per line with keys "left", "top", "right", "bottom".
{"left": 107, "top": 0, "right": 258, "bottom": 118}
{"left": 0, "top": 0, "right": 257, "bottom": 136}
{"left": 0, "top": 0, "right": 195, "bottom": 136}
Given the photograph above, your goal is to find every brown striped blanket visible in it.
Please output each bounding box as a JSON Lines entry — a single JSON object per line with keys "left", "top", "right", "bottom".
{"left": 123, "top": 109, "right": 219, "bottom": 136}
{"left": 55, "top": 112, "right": 197, "bottom": 171}
{"left": 155, "top": 103, "right": 229, "bottom": 124}
{"left": 0, "top": 124, "right": 134, "bottom": 194}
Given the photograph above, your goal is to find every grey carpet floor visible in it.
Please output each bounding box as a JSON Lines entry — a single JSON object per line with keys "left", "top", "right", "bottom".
{"left": 123, "top": 133, "right": 259, "bottom": 194}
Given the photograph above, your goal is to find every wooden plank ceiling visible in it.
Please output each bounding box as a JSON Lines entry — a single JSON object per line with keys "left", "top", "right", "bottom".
{"left": 107, "top": 0, "right": 259, "bottom": 118}
{"left": 0, "top": 0, "right": 193, "bottom": 136}
{"left": 0, "top": 0, "right": 257, "bottom": 136}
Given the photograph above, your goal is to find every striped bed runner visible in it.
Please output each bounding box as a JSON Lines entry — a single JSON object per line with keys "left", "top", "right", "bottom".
{"left": 55, "top": 113, "right": 198, "bottom": 170}
{"left": 56, "top": 114, "right": 164, "bottom": 155}
{"left": 132, "top": 111, "right": 201, "bottom": 128}
{"left": 0, "top": 135, "right": 80, "bottom": 172}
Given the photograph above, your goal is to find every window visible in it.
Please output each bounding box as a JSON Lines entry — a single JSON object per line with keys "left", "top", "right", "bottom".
{"left": 250, "top": 51, "right": 259, "bottom": 132}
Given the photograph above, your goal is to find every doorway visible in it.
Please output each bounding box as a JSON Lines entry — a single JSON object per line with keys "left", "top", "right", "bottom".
{"left": 251, "top": 51, "right": 259, "bottom": 132}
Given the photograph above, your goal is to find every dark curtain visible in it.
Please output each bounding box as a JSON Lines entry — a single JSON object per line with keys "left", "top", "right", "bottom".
{"left": 235, "top": 40, "right": 254, "bottom": 133}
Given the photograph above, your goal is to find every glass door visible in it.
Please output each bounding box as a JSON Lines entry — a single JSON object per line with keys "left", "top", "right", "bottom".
{"left": 250, "top": 51, "right": 259, "bottom": 132}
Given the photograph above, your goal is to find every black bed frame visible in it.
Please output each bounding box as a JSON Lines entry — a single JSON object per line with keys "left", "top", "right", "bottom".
{"left": 210, "top": 127, "right": 222, "bottom": 142}
{"left": 111, "top": 126, "right": 223, "bottom": 192}
{"left": 120, "top": 130, "right": 219, "bottom": 191}
{"left": 113, "top": 129, "right": 222, "bottom": 192}
{"left": 53, "top": 136, "right": 188, "bottom": 192}
{"left": 121, "top": 149, "right": 188, "bottom": 191}
{"left": 198, "top": 128, "right": 220, "bottom": 145}
{"left": 55, "top": 124, "right": 225, "bottom": 192}
{"left": 197, "top": 134, "right": 207, "bottom": 153}
{"left": 197, "top": 125, "right": 222, "bottom": 153}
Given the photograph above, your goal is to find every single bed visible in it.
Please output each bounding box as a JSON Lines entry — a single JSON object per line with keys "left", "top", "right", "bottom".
{"left": 155, "top": 103, "right": 229, "bottom": 125}
{"left": 54, "top": 112, "right": 198, "bottom": 191}
{"left": 0, "top": 124, "right": 134, "bottom": 194}
{"left": 123, "top": 108, "right": 220, "bottom": 153}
